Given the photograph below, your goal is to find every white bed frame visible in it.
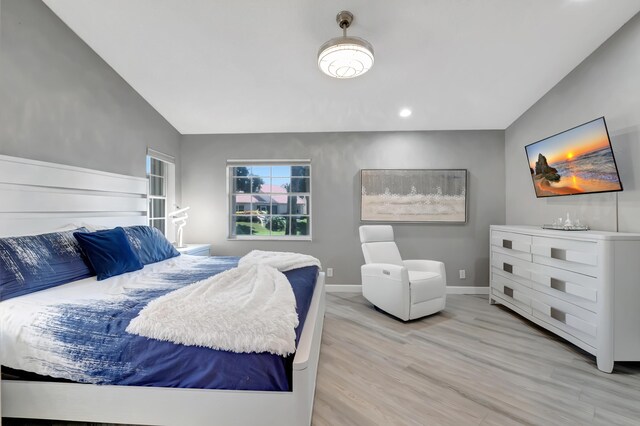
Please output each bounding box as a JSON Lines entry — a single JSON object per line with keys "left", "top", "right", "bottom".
{"left": 0, "top": 154, "right": 326, "bottom": 426}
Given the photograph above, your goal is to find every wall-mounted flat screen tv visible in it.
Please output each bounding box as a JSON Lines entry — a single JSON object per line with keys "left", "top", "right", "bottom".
{"left": 525, "top": 117, "right": 623, "bottom": 198}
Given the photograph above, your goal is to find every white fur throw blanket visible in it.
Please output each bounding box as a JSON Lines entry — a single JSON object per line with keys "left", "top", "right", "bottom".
{"left": 126, "top": 250, "right": 320, "bottom": 356}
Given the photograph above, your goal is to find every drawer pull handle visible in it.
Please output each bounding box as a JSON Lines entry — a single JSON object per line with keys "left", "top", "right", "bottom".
{"left": 503, "top": 286, "right": 514, "bottom": 298}
{"left": 550, "top": 278, "right": 567, "bottom": 292}
{"left": 550, "top": 248, "right": 567, "bottom": 261}
{"left": 503, "top": 263, "right": 513, "bottom": 273}
{"left": 550, "top": 307, "right": 566, "bottom": 323}
{"left": 502, "top": 239, "right": 513, "bottom": 249}
{"left": 383, "top": 270, "right": 390, "bottom": 275}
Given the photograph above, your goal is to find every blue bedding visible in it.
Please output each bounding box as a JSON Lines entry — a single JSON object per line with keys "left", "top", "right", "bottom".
{"left": 9, "top": 256, "right": 319, "bottom": 391}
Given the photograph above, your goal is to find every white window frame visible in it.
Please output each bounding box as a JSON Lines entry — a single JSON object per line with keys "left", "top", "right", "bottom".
{"left": 227, "top": 160, "right": 312, "bottom": 241}
{"left": 146, "top": 149, "right": 176, "bottom": 240}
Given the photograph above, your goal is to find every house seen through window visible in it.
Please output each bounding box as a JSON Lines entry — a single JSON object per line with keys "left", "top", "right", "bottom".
{"left": 229, "top": 162, "right": 311, "bottom": 239}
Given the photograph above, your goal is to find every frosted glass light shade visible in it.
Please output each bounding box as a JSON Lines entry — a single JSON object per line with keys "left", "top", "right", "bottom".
{"left": 317, "top": 36, "right": 374, "bottom": 79}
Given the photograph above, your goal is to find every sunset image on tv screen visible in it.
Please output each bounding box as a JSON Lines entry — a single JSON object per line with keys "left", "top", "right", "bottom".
{"left": 525, "top": 117, "right": 622, "bottom": 198}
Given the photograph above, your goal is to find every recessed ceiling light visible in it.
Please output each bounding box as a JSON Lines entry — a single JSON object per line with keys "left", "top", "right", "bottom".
{"left": 399, "top": 108, "right": 412, "bottom": 118}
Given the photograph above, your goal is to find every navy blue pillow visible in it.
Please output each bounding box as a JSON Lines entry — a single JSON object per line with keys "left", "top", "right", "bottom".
{"left": 73, "top": 228, "right": 143, "bottom": 281}
{"left": 121, "top": 225, "right": 180, "bottom": 265}
{"left": 0, "top": 228, "right": 93, "bottom": 301}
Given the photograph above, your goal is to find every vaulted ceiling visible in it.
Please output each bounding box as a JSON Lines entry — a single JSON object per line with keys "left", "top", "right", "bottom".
{"left": 44, "top": 0, "right": 640, "bottom": 134}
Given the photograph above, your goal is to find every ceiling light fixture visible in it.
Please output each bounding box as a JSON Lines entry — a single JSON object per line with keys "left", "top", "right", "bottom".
{"left": 399, "top": 108, "right": 412, "bottom": 118}
{"left": 318, "top": 11, "right": 374, "bottom": 79}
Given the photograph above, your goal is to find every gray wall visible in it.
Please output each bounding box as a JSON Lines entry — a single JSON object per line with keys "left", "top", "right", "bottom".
{"left": 0, "top": 0, "right": 180, "bottom": 190}
{"left": 505, "top": 12, "right": 640, "bottom": 232}
{"left": 181, "top": 131, "right": 505, "bottom": 286}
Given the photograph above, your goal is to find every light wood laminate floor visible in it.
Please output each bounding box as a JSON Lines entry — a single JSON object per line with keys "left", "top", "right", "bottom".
{"left": 311, "top": 293, "right": 640, "bottom": 426}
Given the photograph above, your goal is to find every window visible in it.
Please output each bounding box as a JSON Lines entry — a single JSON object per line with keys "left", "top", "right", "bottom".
{"left": 147, "top": 156, "right": 167, "bottom": 234}
{"left": 228, "top": 161, "right": 311, "bottom": 239}
{"left": 146, "top": 153, "right": 175, "bottom": 236}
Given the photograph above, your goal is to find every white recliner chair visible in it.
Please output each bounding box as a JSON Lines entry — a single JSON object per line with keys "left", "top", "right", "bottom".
{"left": 359, "top": 225, "right": 446, "bottom": 321}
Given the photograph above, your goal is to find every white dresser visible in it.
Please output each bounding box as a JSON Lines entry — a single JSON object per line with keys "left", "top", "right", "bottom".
{"left": 490, "top": 225, "right": 640, "bottom": 373}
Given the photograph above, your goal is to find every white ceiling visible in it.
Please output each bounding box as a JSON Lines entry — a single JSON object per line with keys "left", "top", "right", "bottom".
{"left": 44, "top": 0, "right": 640, "bottom": 135}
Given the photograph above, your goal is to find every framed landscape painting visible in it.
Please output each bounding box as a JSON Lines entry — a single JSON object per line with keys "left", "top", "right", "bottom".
{"left": 360, "top": 169, "right": 467, "bottom": 223}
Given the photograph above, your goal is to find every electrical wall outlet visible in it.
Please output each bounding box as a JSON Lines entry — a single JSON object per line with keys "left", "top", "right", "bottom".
{"left": 459, "top": 269, "right": 466, "bottom": 279}
{"left": 326, "top": 268, "right": 334, "bottom": 277}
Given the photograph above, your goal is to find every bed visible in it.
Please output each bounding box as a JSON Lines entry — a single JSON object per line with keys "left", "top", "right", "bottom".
{"left": 0, "top": 154, "right": 326, "bottom": 426}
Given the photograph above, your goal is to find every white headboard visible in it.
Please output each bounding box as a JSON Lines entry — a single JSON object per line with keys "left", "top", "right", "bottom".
{"left": 0, "top": 155, "right": 148, "bottom": 237}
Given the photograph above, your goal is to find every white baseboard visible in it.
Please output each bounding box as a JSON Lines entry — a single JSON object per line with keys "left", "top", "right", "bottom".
{"left": 446, "top": 286, "right": 489, "bottom": 295}
{"left": 325, "top": 284, "right": 489, "bottom": 295}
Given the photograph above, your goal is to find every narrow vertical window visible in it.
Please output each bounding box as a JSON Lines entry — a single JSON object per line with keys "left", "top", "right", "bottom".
{"left": 146, "top": 155, "right": 169, "bottom": 235}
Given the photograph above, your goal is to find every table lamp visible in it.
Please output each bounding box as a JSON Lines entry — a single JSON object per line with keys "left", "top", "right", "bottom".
{"left": 168, "top": 206, "right": 190, "bottom": 248}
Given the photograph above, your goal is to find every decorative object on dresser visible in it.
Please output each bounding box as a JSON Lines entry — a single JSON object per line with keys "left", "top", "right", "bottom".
{"left": 361, "top": 169, "right": 467, "bottom": 223}
{"left": 177, "top": 243, "right": 212, "bottom": 256}
{"left": 359, "top": 225, "right": 446, "bottom": 321}
{"left": 542, "top": 213, "right": 590, "bottom": 231}
{"left": 490, "top": 225, "right": 640, "bottom": 373}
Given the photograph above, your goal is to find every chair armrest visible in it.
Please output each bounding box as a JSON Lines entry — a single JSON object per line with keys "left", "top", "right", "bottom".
{"left": 403, "top": 259, "right": 446, "bottom": 277}
{"left": 360, "top": 263, "right": 411, "bottom": 320}
{"left": 361, "top": 263, "right": 408, "bottom": 282}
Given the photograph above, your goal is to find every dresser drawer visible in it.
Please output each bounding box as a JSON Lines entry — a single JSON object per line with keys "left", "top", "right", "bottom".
{"left": 492, "top": 273, "right": 532, "bottom": 304}
{"left": 492, "top": 288, "right": 532, "bottom": 315}
{"left": 491, "top": 251, "right": 533, "bottom": 285}
{"left": 531, "top": 236, "right": 598, "bottom": 277}
{"left": 529, "top": 263, "right": 598, "bottom": 312}
{"left": 491, "top": 230, "right": 532, "bottom": 261}
{"left": 530, "top": 292, "right": 597, "bottom": 347}
{"left": 492, "top": 273, "right": 532, "bottom": 314}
